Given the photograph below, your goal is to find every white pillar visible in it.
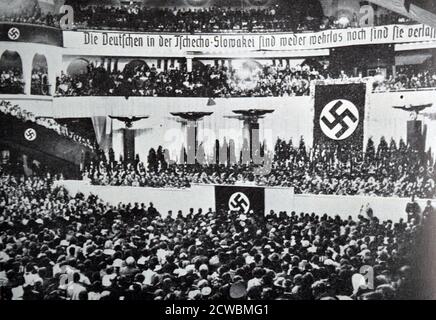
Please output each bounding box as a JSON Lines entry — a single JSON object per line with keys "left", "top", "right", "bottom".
{"left": 242, "top": 120, "right": 251, "bottom": 148}
{"left": 46, "top": 47, "right": 62, "bottom": 96}
{"left": 20, "top": 50, "right": 33, "bottom": 96}
{"left": 186, "top": 57, "right": 193, "bottom": 72}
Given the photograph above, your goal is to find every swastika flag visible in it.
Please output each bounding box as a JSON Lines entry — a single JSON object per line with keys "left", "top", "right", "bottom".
{"left": 215, "top": 185, "right": 265, "bottom": 219}
{"left": 313, "top": 83, "right": 366, "bottom": 149}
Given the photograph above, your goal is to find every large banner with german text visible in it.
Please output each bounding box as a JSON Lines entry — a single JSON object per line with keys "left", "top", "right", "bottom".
{"left": 63, "top": 24, "right": 436, "bottom": 56}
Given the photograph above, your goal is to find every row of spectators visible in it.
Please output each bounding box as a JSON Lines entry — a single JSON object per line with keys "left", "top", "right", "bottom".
{"left": 31, "top": 71, "right": 50, "bottom": 96}
{"left": 83, "top": 138, "right": 436, "bottom": 199}
{"left": 0, "top": 5, "right": 411, "bottom": 33}
{"left": 55, "top": 62, "right": 436, "bottom": 98}
{"left": 0, "top": 6, "right": 58, "bottom": 28}
{"left": 72, "top": 6, "right": 330, "bottom": 33}
{"left": 373, "top": 67, "right": 436, "bottom": 92}
{"left": 0, "top": 70, "right": 24, "bottom": 95}
{"left": 56, "top": 64, "right": 320, "bottom": 97}
{"left": 0, "top": 100, "right": 95, "bottom": 151}
{"left": 0, "top": 163, "right": 430, "bottom": 300}
{"left": 0, "top": 69, "right": 50, "bottom": 96}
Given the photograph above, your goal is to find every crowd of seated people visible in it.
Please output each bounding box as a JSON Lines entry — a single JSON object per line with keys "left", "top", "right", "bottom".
{"left": 0, "top": 162, "right": 431, "bottom": 300}
{"left": 0, "top": 4, "right": 412, "bottom": 33}
{"left": 72, "top": 6, "right": 328, "bottom": 33}
{"left": 83, "top": 138, "right": 436, "bottom": 199}
{"left": 0, "top": 5, "right": 59, "bottom": 28}
{"left": 56, "top": 63, "right": 323, "bottom": 97}
{"left": 56, "top": 62, "right": 436, "bottom": 97}
{"left": 373, "top": 66, "right": 436, "bottom": 92}
{"left": 31, "top": 70, "right": 50, "bottom": 96}
{"left": 0, "top": 100, "right": 96, "bottom": 150}
{"left": 0, "top": 70, "right": 24, "bottom": 95}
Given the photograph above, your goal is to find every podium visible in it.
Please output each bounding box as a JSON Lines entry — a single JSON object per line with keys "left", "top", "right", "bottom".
{"left": 122, "top": 128, "right": 136, "bottom": 163}
{"left": 407, "top": 120, "right": 426, "bottom": 152}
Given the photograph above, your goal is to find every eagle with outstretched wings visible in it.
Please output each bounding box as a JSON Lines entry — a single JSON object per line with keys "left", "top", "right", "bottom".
{"left": 108, "top": 116, "right": 149, "bottom": 128}
{"left": 392, "top": 103, "right": 433, "bottom": 113}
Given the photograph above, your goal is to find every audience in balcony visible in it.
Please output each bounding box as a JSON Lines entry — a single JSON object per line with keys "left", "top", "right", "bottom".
{"left": 0, "top": 70, "right": 24, "bottom": 94}
{"left": 0, "top": 100, "right": 96, "bottom": 150}
{"left": 0, "top": 4, "right": 411, "bottom": 33}
{"left": 373, "top": 66, "right": 436, "bottom": 92}
{"left": 56, "top": 61, "right": 436, "bottom": 98}
{"left": 31, "top": 70, "right": 50, "bottom": 96}
{"left": 56, "top": 63, "right": 323, "bottom": 98}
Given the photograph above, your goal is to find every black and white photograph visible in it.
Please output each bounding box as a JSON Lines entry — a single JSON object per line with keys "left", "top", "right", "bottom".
{"left": 1, "top": 0, "right": 436, "bottom": 310}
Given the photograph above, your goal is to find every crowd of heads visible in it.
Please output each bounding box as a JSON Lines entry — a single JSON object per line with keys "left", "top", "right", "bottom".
{"left": 0, "top": 2, "right": 410, "bottom": 33}
{"left": 83, "top": 137, "right": 436, "bottom": 199}
{"left": 56, "top": 63, "right": 322, "bottom": 98}
{"left": 0, "top": 70, "right": 24, "bottom": 95}
{"left": 0, "top": 3, "right": 58, "bottom": 28}
{"left": 56, "top": 59, "right": 436, "bottom": 98}
{"left": 72, "top": 5, "right": 327, "bottom": 33}
{"left": 0, "top": 100, "right": 95, "bottom": 150}
{"left": 31, "top": 70, "right": 50, "bottom": 96}
{"left": 0, "top": 161, "right": 432, "bottom": 300}
{"left": 373, "top": 65, "right": 436, "bottom": 92}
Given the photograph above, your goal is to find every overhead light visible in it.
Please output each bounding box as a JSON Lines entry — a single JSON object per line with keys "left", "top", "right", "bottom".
{"left": 207, "top": 98, "right": 216, "bottom": 106}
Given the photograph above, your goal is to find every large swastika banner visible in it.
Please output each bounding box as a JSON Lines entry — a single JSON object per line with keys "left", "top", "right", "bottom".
{"left": 215, "top": 185, "right": 265, "bottom": 218}
{"left": 313, "top": 83, "right": 366, "bottom": 149}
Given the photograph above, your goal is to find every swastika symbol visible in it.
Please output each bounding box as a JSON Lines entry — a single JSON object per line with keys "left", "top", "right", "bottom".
{"left": 229, "top": 192, "right": 250, "bottom": 214}
{"left": 24, "top": 128, "right": 37, "bottom": 141}
{"left": 7, "top": 28, "right": 20, "bottom": 41}
{"left": 320, "top": 99, "right": 360, "bottom": 140}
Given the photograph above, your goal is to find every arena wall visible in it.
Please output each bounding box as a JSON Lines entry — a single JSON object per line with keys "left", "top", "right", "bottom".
{"left": 55, "top": 180, "right": 435, "bottom": 222}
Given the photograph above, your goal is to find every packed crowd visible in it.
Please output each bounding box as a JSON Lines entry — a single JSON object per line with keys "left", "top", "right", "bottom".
{"left": 0, "top": 163, "right": 430, "bottom": 300}
{"left": 0, "top": 70, "right": 24, "bottom": 95}
{"left": 373, "top": 66, "right": 436, "bottom": 92}
{"left": 83, "top": 137, "right": 436, "bottom": 199}
{"left": 0, "top": 3, "right": 411, "bottom": 33}
{"left": 0, "top": 5, "right": 59, "bottom": 28}
{"left": 31, "top": 71, "right": 50, "bottom": 96}
{"left": 56, "top": 63, "right": 321, "bottom": 97}
{"left": 56, "top": 62, "right": 436, "bottom": 97}
{"left": 0, "top": 100, "right": 96, "bottom": 150}
{"left": 71, "top": 6, "right": 327, "bottom": 33}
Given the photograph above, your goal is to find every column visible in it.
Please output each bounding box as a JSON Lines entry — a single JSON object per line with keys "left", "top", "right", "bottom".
{"left": 186, "top": 121, "right": 197, "bottom": 165}
{"left": 186, "top": 57, "right": 193, "bottom": 72}
{"left": 170, "top": 112, "right": 213, "bottom": 164}
{"left": 21, "top": 50, "right": 33, "bottom": 95}
{"left": 107, "top": 58, "right": 112, "bottom": 73}
{"left": 123, "top": 128, "right": 136, "bottom": 163}
{"left": 48, "top": 48, "right": 62, "bottom": 96}
{"left": 242, "top": 120, "right": 251, "bottom": 150}
{"left": 232, "top": 109, "right": 274, "bottom": 161}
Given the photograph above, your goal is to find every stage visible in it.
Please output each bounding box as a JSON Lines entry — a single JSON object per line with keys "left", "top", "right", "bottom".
{"left": 54, "top": 180, "right": 434, "bottom": 222}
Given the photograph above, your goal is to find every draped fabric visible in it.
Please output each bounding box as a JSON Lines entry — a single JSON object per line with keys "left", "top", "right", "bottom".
{"left": 367, "top": 0, "right": 436, "bottom": 28}
{"left": 91, "top": 116, "right": 112, "bottom": 154}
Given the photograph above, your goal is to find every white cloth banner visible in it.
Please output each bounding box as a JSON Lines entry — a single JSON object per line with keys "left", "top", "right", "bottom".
{"left": 64, "top": 24, "right": 436, "bottom": 56}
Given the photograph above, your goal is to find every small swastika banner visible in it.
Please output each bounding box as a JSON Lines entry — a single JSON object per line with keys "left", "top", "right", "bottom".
{"left": 215, "top": 185, "right": 265, "bottom": 219}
